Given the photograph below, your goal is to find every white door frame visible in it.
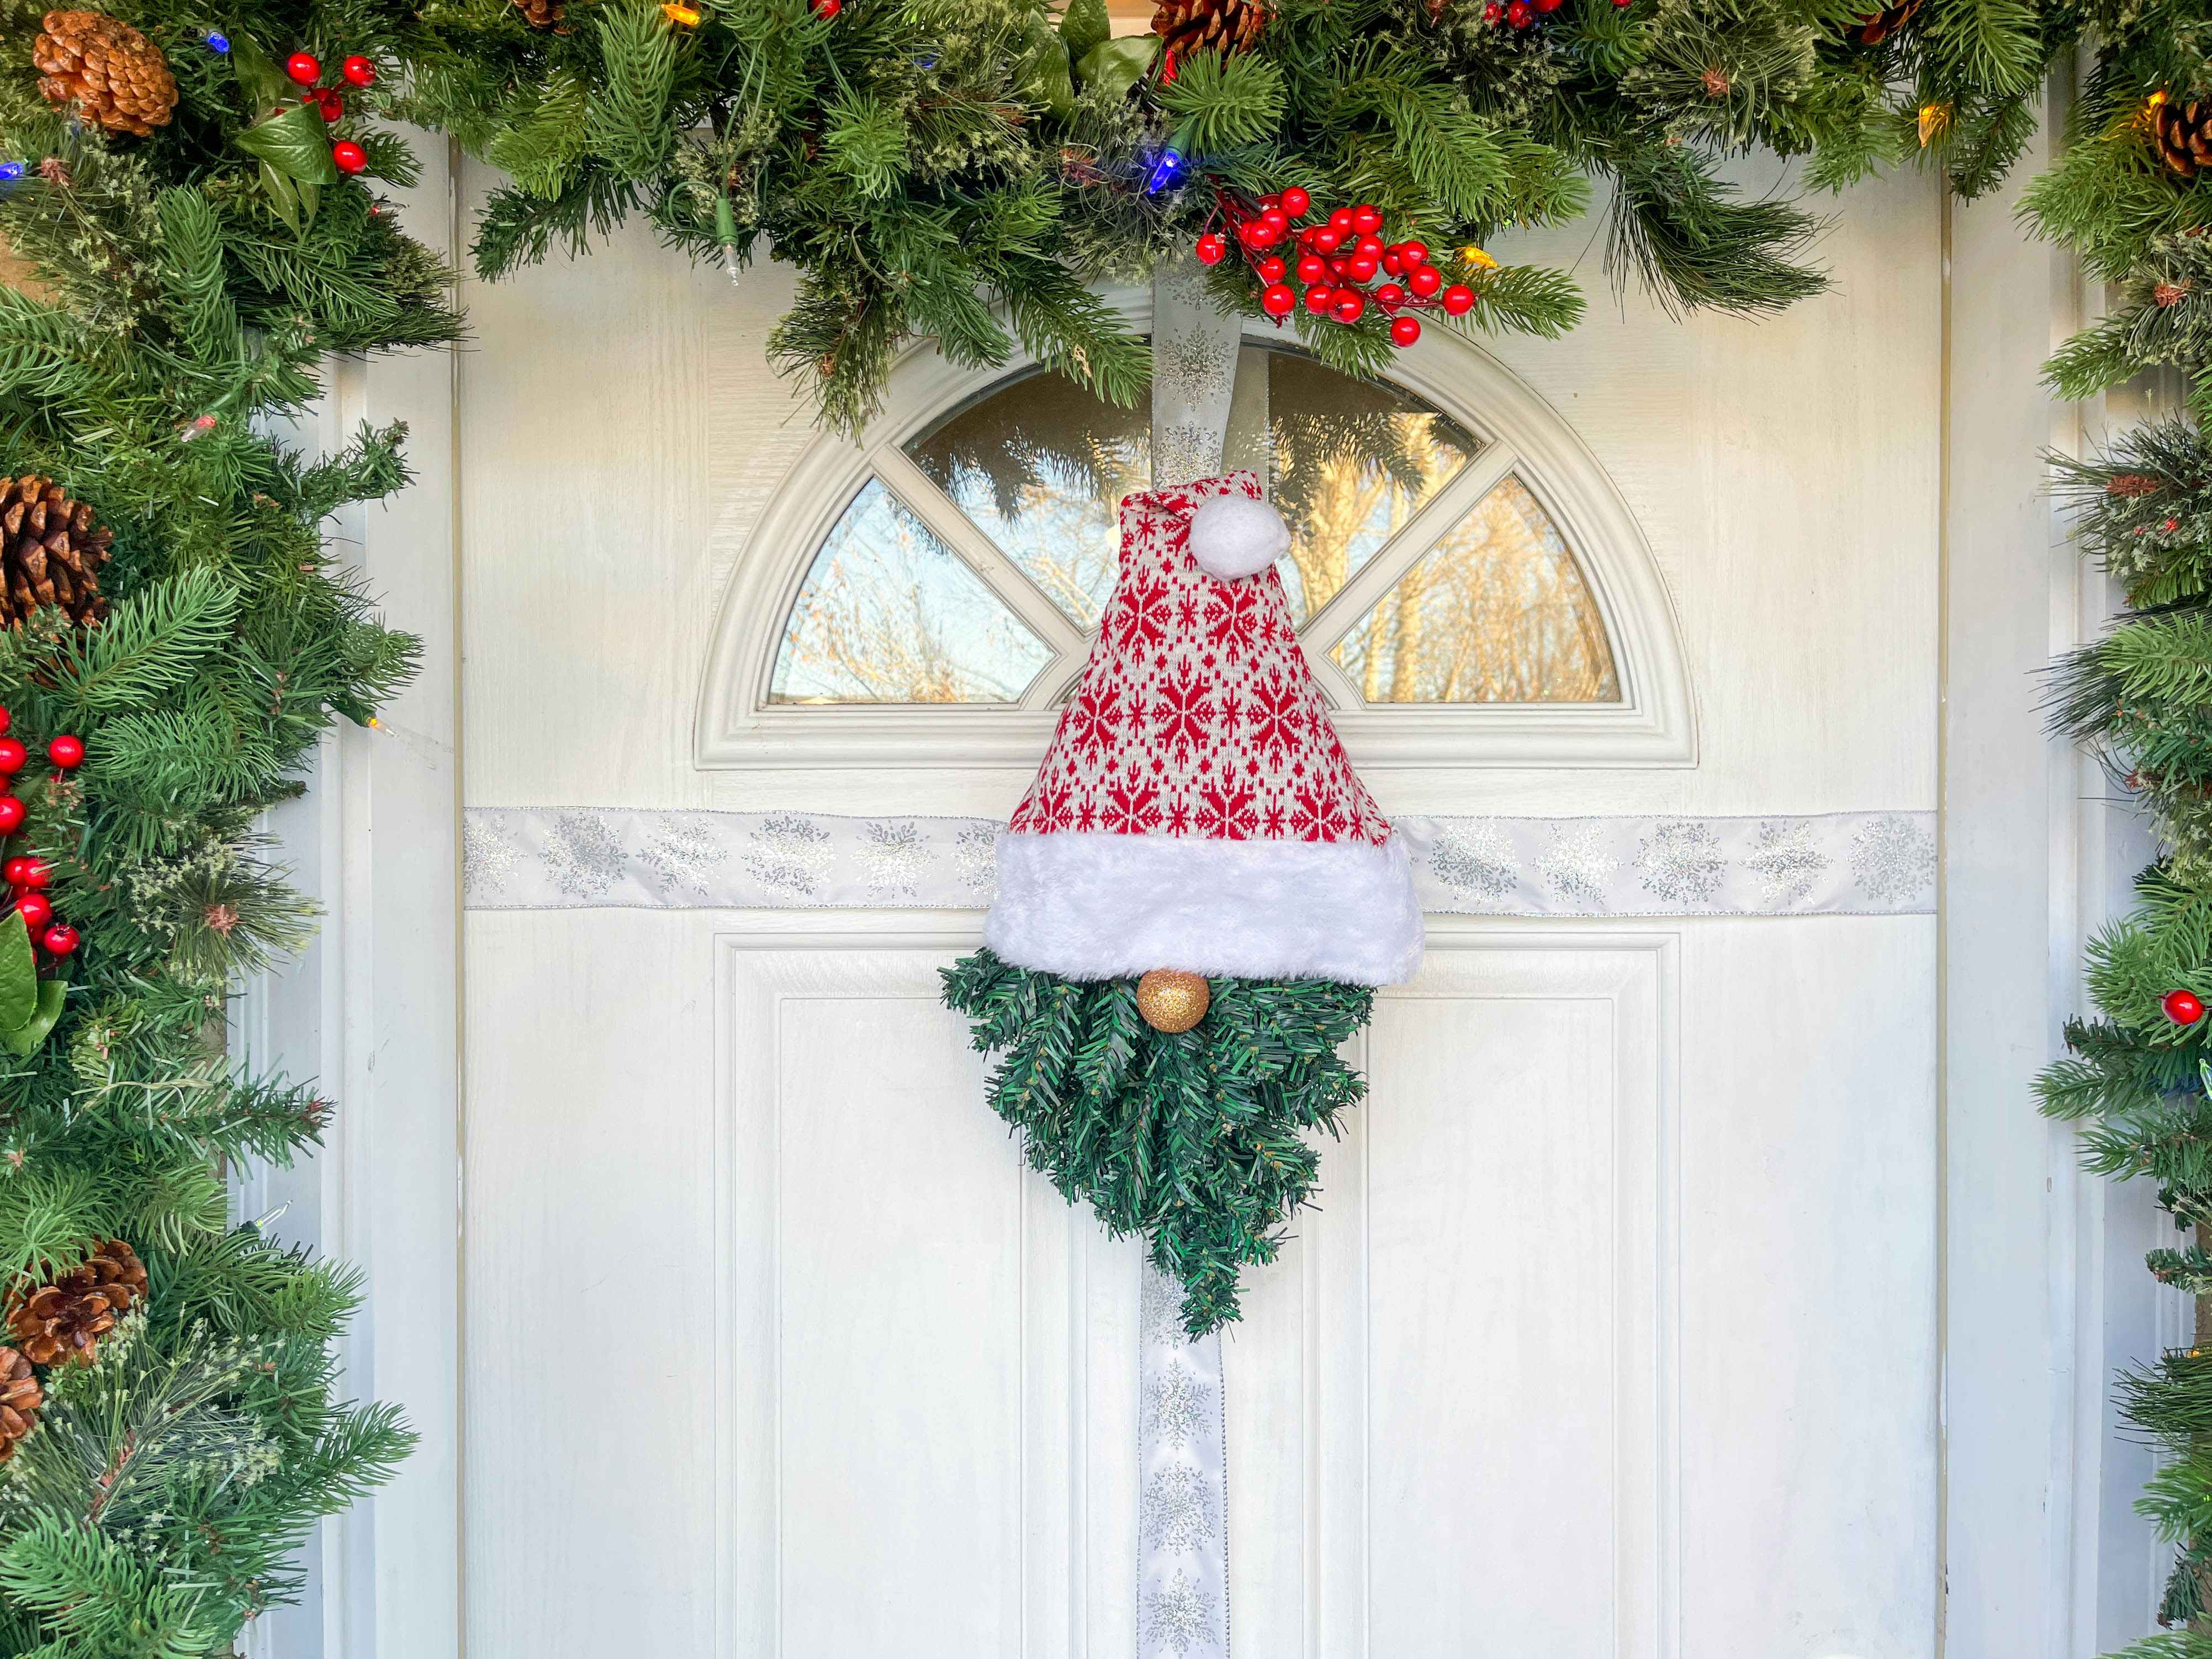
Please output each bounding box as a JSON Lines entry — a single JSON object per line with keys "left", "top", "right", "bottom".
{"left": 239, "top": 83, "right": 2178, "bottom": 1659}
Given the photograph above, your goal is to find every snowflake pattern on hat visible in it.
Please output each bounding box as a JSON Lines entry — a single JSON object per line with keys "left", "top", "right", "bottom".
{"left": 1008, "top": 472, "right": 1391, "bottom": 847}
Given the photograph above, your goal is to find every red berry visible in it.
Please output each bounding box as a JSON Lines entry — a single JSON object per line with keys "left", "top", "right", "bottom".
{"left": 1483, "top": 0, "right": 1500, "bottom": 16}
{"left": 332, "top": 141, "right": 368, "bottom": 175}
{"left": 39, "top": 923, "right": 76, "bottom": 958}
{"left": 1408, "top": 264, "right": 1444, "bottom": 298}
{"left": 2167, "top": 989, "right": 2208, "bottom": 1026}
{"left": 0, "top": 799, "right": 23, "bottom": 836}
{"left": 1536, "top": 0, "right": 1563, "bottom": 10}
{"left": 1390, "top": 315, "right": 1422, "bottom": 347}
{"left": 814, "top": 0, "right": 841, "bottom": 14}
{"left": 45, "top": 736, "right": 81, "bottom": 769}
{"left": 1399, "top": 239, "right": 1430, "bottom": 267}
{"left": 1375, "top": 282, "right": 1408, "bottom": 309}
{"left": 285, "top": 51, "right": 320, "bottom": 84}
{"left": 1257, "top": 256, "right": 1286, "bottom": 283}
{"left": 1382, "top": 251, "right": 1404, "bottom": 276}
{"left": 1612, "top": 0, "right": 1631, "bottom": 8}
{"left": 1442, "top": 284, "right": 1477, "bottom": 315}
{"left": 1195, "top": 233, "right": 1227, "bottom": 266}
{"left": 1303, "top": 285, "right": 1335, "bottom": 315}
{"left": 1260, "top": 207, "right": 1288, "bottom": 234}
{"left": 0, "top": 708, "right": 13, "bottom": 736}
{"left": 15, "top": 894, "right": 50, "bottom": 932}
{"left": 16, "top": 859, "right": 50, "bottom": 891}
{"left": 1351, "top": 204, "right": 1382, "bottom": 235}
{"left": 1353, "top": 235, "right": 1384, "bottom": 260}
{"left": 1332, "top": 289, "right": 1367, "bottom": 324}
{"left": 1350, "top": 252, "right": 1381, "bottom": 282}
{"left": 1311, "top": 228, "right": 1342, "bottom": 254}
{"left": 0, "top": 740, "right": 28, "bottom": 776}
{"left": 1260, "top": 192, "right": 1282, "bottom": 208}
{"left": 317, "top": 88, "right": 345, "bottom": 121}
{"left": 1295, "top": 253, "right": 1327, "bottom": 284}
{"left": 1506, "top": 0, "right": 1532, "bottom": 21}
{"left": 1279, "top": 186, "right": 1310, "bottom": 217}
{"left": 1327, "top": 256, "right": 1348, "bottom": 278}
{"left": 1260, "top": 283, "right": 1298, "bottom": 318}
{"left": 4, "top": 859, "right": 31, "bottom": 887}
{"left": 342, "top": 54, "right": 377, "bottom": 86}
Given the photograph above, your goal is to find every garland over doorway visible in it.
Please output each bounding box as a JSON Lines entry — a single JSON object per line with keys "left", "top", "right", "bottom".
{"left": 0, "top": 0, "right": 2204, "bottom": 1648}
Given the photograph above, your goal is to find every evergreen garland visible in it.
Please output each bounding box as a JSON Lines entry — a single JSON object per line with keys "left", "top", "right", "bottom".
{"left": 0, "top": 0, "right": 453, "bottom": 1646}
{"left": 400, "top": 0, "right": 2066, "bottom": 430}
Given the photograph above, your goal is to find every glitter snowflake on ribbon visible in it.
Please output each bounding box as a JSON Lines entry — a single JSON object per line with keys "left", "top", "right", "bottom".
{"left": 742, "top": 812, "right": 833, "bottom": 898}
{"left": 1538, "top": 825, "right": 1620, "bottom": 908}
{"left": 1145, "top": 1357, "right": 1213, "bottom": 1451}
{"left": 1746, "top": 820, "right": 1830, "bottom": 908}
{"left": 1141, "top": 1461, "right": 1218, "bottom": 1555}
{"left": 1429, "top": 819, "right": 1518, "bottom": 904}
{"left": 1849, "top": 813, "right": 1935, "bottom": 906}
{"left": 637, "top": 816, "right": 727, "bottom": 900}
{"left": 1142, "top": 1570, "right": 1220, "bottom": 1658}
{"left": 540, "top": 811, "right": 628, "bottom": 900}
{"left": 462, "top": 815, "right": 522, "bottom": 902}
{"left": 861, "top": 819, "right": 931, "bottom": 900}
{"left": 952, "top": 822, "right": 999, "bottom": 898}
{"left": 1634, "top": 820, "right": 1725, "bottom": 906}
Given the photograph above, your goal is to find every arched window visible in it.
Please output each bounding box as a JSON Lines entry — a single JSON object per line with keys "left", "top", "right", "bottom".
{"left": 698, "top": 308, "right": 1692, "bottom": 769}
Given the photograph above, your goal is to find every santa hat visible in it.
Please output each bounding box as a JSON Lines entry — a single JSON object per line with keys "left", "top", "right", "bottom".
{"left": 986, "top": 471, "right": 1424, "bottom": 986}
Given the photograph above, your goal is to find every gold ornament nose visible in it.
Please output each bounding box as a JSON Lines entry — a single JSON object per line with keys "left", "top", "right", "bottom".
{"left": 1136, "top": 969, "right": 1211, "bottom": 1033}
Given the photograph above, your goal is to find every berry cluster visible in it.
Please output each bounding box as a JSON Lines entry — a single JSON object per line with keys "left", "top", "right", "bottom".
{"left": 1483, "top": 0, "right": 1629, "bottom": 23}
{"left": 283, "top": 50, "right": 378, "bottom": 176}
{"left": 0, "top": 711, "right": 79, "bottom": 962}
{"left": 1194, "top": 188, "right": 1478, "bottom": 348}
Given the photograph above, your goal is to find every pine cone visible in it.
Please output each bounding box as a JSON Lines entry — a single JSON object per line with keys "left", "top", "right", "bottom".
{"left": 5, "top": 1239, "right": 149, "bottom": 1367}
{"left": 1152, "top": 0, "right": 1267, "bottom": 63}
{"left": 0, "top": 477, "right": 113, "bottom": 630}
{"left": 2156, "top": 96, "right": 2212, "bottom": 180}
{"left": 511, "top": 0, "right": 565, "bottom": 28}
{"left": 31, "top": 11, "right": 178, "bottom": 139}
{"left": 0, "top": 1349, "right": 41, "bottom": 1463}
{"left": 1851, "top": 0, "right": 1921, "bottom": 45}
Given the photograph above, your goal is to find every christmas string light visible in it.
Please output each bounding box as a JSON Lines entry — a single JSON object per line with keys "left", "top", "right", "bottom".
{"left": 1144, "top": 148, "right": 1185, "bottom": 195}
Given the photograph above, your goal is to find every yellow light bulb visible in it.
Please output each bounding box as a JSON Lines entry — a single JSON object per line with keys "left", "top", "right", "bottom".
{"left": 1458, "top": 245, "right": 1497, "bottom": 271}
{"left": 661, "top": 2, "right": 701, "bottom": 23}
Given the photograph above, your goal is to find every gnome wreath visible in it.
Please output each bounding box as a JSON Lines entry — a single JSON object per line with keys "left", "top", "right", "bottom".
{"left": 944, "top": 472, "right": 1421, "bottom": 1335}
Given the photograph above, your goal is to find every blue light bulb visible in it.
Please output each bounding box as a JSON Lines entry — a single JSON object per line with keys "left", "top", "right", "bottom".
{"left": 1145, "top": 147, "right": 1184, "bottom": 196}
{"left": 0, "top": 163, "right": 23, "bottom": 182}
{"left": 204, "top": 29, "right": 230, "bottom": 51}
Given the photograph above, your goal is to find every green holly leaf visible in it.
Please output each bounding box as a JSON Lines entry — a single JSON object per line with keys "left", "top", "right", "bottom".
{"left": 1075, "top": 35, "right": 1158, "bottom": 101}
{"left": 1021, "top": 15, "right": 1076, "bottom": 119}
{"left": 0, "top": 911, "right": 33, "bottom": 1033}
{"left": 226, "top": 30, "right": 295, "bottom": 114}
{"left": 0, "top": 980, "right": 65, "bottom": 1059}
{"left": 237, "top": 100, "right": 341, "bottom": 188}
{"left": 1060, "top": 0, "right": 1110, "bottom": 63}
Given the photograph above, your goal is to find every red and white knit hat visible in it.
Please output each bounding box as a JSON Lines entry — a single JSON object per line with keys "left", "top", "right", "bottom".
{"left": 986, "top": 471, "right": 1423, "bottom": 986}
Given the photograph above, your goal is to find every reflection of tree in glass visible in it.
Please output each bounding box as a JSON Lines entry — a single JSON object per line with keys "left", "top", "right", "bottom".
{"left": 1265, "top": 351, "right": 1474, "bottom": 623}
{"left": 905, "top": 367, "right": 1150, "bottom": 627}
{"left": 1332, "top": 478, "right": 1620, "bottom": 703}
{"left": 769, "top": 481, "right": 1051, "bottom": 703}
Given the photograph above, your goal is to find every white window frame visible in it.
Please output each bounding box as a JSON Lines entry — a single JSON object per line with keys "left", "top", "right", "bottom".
{"left": 694, "top": 289, "right": 1697, "bottom": 772}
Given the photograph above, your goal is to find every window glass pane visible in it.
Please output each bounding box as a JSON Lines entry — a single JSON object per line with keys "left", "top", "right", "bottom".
{"left": 1267, "top": 350, "right": 1478, "bottom": 624}
{"left": 769, "top": 479, "right": 1053, "bottom": 704}
{"left": 1330, "top": 477, "right": 1620, "bottom": 704}
{"left": 903, "top": 368, "right": 1150, "bottom": 628}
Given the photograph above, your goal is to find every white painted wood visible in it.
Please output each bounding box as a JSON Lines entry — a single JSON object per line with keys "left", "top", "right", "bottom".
{"left": 1938, "top": 77, "right": 2171, "bottom": 1657}
{"left": 232, "top": 133, "right": 463, "bottom": 1659}
{"left": 456, "top": 150, "right": 1951, "bottom": 1657}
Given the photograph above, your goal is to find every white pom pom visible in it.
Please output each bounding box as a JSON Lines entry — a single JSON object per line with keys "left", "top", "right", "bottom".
{"left": 1187, "top": 494, "right": 1289, "bottom": 580}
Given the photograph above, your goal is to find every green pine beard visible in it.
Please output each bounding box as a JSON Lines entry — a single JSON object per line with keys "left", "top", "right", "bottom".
{"left": 941, "top": 948, "right": 1373, "bottom": 1336}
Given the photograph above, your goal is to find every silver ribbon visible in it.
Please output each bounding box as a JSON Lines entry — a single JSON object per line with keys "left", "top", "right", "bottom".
{"left": 461, "top": 807, "right": 1939, "bottom": 919}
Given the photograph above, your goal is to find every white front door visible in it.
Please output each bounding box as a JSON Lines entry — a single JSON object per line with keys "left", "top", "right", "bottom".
{"left": 456, "top": 153, "right": 1940, "bottom": 1656}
